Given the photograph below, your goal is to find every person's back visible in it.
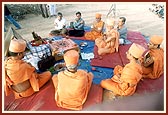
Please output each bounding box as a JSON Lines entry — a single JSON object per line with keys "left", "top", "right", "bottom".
{"left": 4, "top": 39, "right": 51, "bottom": 99}
{"left": 100, "top": 43, "right": 145, "bottom": 96}
{"left": 52, "top": 50, "right": 93, "bottom": 110}
{"left": 53, "top": 69, "right": 93, "bottom": 110}
{"left": 142, "top": 35, "right": 164, "bottom": 79}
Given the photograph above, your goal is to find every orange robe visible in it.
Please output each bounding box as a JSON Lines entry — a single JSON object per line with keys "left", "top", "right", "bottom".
{"left": 95, "top": 29, "right": 119, "bottom": 55}
{"left": 52, "top": 69, "right": 93, "bottom": 110}
{"left": 85, "top": 21, "right": 104, "bottom": 40}
{"left": 142, "top": 48, "right": 164, "bottom": 79}
{"left": 4, "top": 57, "right": 51, "bottom": 99}
{"left": 100, "top": 61, "right": 143, "bottom": 96}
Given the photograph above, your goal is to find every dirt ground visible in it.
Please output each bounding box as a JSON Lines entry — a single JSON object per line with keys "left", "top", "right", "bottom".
{"left": 3, "top": 2, "right": 166, "bottom": 106}
{"left": 4, "top": 3, "right": 165, "bottom": 45}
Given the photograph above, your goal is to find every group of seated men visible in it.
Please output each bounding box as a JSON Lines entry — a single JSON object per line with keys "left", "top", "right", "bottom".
{"left": 49, "top": 11, "right": 128, "bottom": 56}
{"left": 4, "top": 11, "right": 164, "bottom": 111}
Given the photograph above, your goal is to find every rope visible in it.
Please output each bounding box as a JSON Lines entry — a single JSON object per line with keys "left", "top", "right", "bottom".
{"left": 106, "top": 4, "right": 116, "bottom": 18}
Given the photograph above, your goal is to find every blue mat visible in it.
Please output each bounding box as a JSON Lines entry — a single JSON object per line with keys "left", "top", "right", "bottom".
{"left": 73, "top": 39, "right": 113, "bottom": 84}
{"left": 49, "top": 35, "right": 113, "bottom": 84}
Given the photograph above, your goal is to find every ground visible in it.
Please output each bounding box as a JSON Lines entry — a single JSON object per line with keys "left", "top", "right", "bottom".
{"left": 4, "top": 3, "right": 165, "bottom": 44}
{"left": 3, "top": 3, "right": 165, "bottom": 107}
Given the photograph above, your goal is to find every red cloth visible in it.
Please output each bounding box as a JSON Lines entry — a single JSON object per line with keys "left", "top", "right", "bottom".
{"left": 136, "top": 74, "right": 164, "bottom": 94}
{"left": 4, "top": 75, "right": 164, "bottom": 111}
{"left": 127, "top": 30, "right": 148, "bottom": 49}
{"left": 4, "top": 80, "right": 103, "bottom": 111}
{"left": 90, "top": 46, "right": 123, "bottom": 68}
{"left": 118, "top": 45, "right": 131, "bottom": 66}
{"left": 91, "top": 30, "right": 148, "bottom": 68}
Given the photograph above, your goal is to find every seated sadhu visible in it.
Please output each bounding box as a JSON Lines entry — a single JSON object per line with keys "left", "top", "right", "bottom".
{"left": 95, "top": 18, "right": 119, "bottom": 56}
{"left": 141, "top": 35, "right": 164, "bottom": 79}
{"left": 52, "top": 50, "right": 93, "bottom": 110}
{"left": 84, "top": 13, "right": 104, "bottom": 40}
{"left": 100, "top": 43, "right": 145, "bottom": 96}
{"left": 4, "top": 38, "right": 51, "bottom": 99}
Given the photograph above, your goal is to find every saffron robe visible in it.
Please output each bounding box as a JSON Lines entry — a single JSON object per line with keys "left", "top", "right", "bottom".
{"left": 4, "top": 57, "right": 51, "bottom": 99}
{"left": 52, "top": 69, "right": 93, "bottom": 110}
{"left": 142, "top": 48, "right": 164, "bottom": 79}
{"left": 85, "top": 21, "right": 104, "bottom": 40}
{"left": 100, "top": 61, "right": 143, "bottom": 96}
{"left": 95, "top": 29, "right": 119, "bottom": 55}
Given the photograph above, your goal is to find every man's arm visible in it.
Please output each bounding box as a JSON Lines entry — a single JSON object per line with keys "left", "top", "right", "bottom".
{"left": 73, "top": 19, "right": 84, "bottom": 29}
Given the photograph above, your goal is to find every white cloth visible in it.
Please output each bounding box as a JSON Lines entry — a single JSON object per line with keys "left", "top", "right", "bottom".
{"left": 80, "top": 52, "right": 94, "bottom": 60}
{"left": 48, "top": 4, "right": 56, "bottom": 16}
{"left": 23, "top": 56, "right": 41, "bottom": 70}
{"left": 54, "top": 18, "right": 66, "bottom": 30}
{"left": 119, "top": 39, "right": 124, "bottom": 44}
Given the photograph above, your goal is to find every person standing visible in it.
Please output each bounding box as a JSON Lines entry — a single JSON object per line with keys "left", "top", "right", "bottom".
{"left": 4, "top": 5, "right": 21, "bottom": 32}
{"left": 47, "top": 4, "right": 57, "bottom": 17}
{"left": 68, "top": 12, "right": 85, "bottom": 37}
{"left": 52, "top": 50, "right": 93, "bottom": 110}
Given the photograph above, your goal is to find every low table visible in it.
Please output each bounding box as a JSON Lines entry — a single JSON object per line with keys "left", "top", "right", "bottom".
{"left": 49, "top": 38, "right": 80, "bottom": 61}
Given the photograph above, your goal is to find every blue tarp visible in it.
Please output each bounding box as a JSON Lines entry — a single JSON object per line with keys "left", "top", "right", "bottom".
{"left": 72, "top": 39, "right": 113, "bottom": 84}
{"left": 50, "top": 38, "right": 113, "bottom": 84}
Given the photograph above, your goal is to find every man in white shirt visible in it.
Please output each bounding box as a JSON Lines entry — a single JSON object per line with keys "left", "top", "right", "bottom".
{"left": 49, "top": 12, "right": 68, "bottom": 37}
{"left": 54, "top": 12, "right": 66, "bottom": 29}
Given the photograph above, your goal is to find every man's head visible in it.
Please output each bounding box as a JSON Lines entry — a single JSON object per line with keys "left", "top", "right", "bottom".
{"left": 8, "top": 38, "right": 26, "bottom": 58}
{"left": 57, "top": 12, "right": 63, "bottom": 21}
{"left": 118, "top": 17, "right": 126, "bottom": 26}
{"left": 64, "top": 50, "right": 79, "bottom": 72}
{"left": 106, "top": 18, "right": 115, "bottom": 30}
{"left": 148, "top": 35, "right": 163, "bottom": 49}
{"left": 126, "top": 43, "right": 145, "bottom": 60}
{"left": 95, "top": 13, "right": 102, "bottom": 22}
{"left": 76, "top": 11, "right": 82, "bottom": 20}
